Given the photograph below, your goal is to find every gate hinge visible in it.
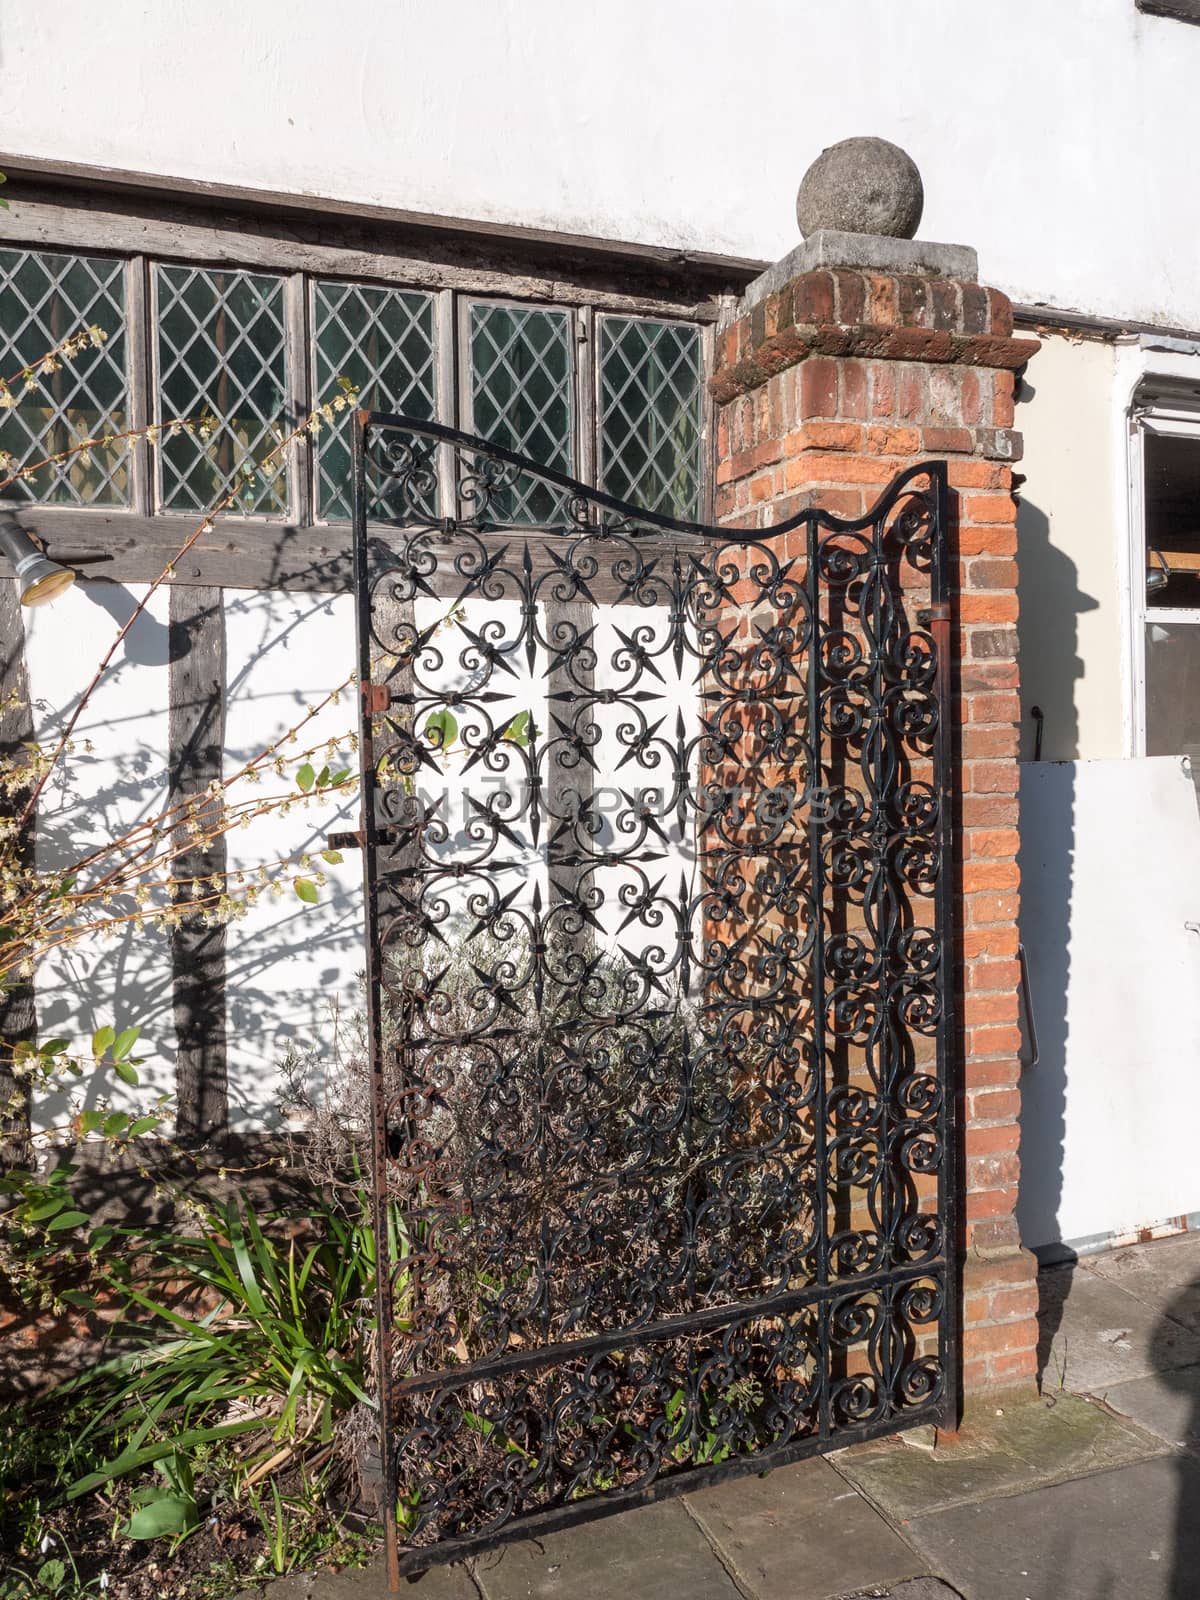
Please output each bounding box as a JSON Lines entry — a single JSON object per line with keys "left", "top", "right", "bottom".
{"left": 326, "top": 830, "right": 364, "bottom": 851}
{"left": 917, "top": 603, "right": 952, "bottom": 627}
{"left": 362, "top": 681, "right": 390, "bottom": 714}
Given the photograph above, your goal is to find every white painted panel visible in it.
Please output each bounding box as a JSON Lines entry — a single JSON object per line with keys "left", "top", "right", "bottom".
{"left": 6, "top": 0, "right": 1200, "bottom": 327}
{"left": 403, "top": 595, "right": 697, "bottom": 959}
{"left": 1015, "top": 335, "right": 1124, "bottom": 764}
{"left": 22, "top": 580, "right": 174, "bottom": 1129}
{"left": 1017, "top": 756, "right": 1200, "bottom": 1251}
{"left": 222, "top": 590, "right": 360, "bottom": 1129}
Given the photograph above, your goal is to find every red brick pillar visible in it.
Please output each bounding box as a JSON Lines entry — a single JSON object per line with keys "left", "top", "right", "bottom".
{"left": 709, "top": 245, "right": 1041, "bottom": 1404}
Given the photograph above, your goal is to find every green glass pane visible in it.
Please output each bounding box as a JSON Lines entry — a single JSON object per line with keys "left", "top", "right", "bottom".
{"left": 468, "top": 304, "right": 572, "bottom": 524}
{"left": 0, "top": 248, "right": 130, "bottom": 507}
{"left": 313, "top": 280, "right": 436, "bottom": 521}
{"left": 155, "top": 264, "right": 288, "bottom": 515}
{"left": 599, "top": 317, "right": 703, "bottom": 520}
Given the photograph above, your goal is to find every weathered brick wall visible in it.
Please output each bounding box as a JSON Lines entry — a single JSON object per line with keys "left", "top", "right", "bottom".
{"left": 710, "top": 266, "right": 1041, "bottom": 1402}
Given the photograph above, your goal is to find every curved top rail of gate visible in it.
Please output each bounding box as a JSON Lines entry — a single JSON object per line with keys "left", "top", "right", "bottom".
{"left": 351, "top": 408, "right": 947, "bottom": 544}
{"left": 351, "top": 411, "right": 957, "bottom": 1585}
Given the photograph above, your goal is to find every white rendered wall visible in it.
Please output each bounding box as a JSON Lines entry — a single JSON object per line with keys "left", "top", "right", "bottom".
{"left": 222, "top": 590, "right": 361, "bottom": 1129}
{"left": 20, "top": 581, "right": 363, "bottom": 1132}
{"left": 23, "top": 581, "right": 176, "bottom": 1129}
{"left": 4, "top": 0, "right": 1200, "bottom": 327}
{"left": 1016, "top": 334, "right": 1125, "bottom": 763}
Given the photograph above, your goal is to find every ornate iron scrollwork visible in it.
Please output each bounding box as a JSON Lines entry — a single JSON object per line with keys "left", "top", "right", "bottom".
{"left": 352, "top": 414, "right": 956, "bottom": 1584}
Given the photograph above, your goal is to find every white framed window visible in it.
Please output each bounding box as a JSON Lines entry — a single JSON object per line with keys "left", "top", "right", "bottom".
{"left": 1128, "top": 391, "right": 1200, "bottom": 762}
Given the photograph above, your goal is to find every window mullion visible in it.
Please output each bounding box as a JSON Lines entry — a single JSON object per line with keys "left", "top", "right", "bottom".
{"left": 577, "top": 306, "right": 596, "bottom": 490}
{"left": 699, "top": 321, "right": 715, "bottom": 524}
{"left": 286, "top": 270, "right": 309, "bottom": 526}
{"left": 126, "top": 255, "right": 153, "bottom": 516}
{"left": 435, "top": 287, "right": 456, "bottom": 520}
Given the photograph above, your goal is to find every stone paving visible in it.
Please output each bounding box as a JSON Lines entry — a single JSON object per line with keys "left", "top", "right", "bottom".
{"left": 244, "top": 1230, "right": 1200, "bottom": 1600}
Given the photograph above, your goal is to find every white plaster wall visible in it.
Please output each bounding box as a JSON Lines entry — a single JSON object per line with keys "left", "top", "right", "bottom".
{"left": 1016, "top": 334, "right": 1125, "bottom": 762}
{"left": 18, "top": 581, "right": 363, "bottom": 1133}
{"left": 22, "top": 580, "right": 175, "bottom": 1129}
{"left": 1017, "top": 756, "right": 1200, "bottom": 1252}
{"left": 222, "top": 590, "right": 360, "bottom": 1129}
{"left": 4, "top": 0, "right": 1200, "bottom": 327}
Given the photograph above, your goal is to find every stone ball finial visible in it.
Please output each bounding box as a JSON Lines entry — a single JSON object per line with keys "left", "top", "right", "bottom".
{"left": 796, "top": 137, "right": 924, "bottom": 240}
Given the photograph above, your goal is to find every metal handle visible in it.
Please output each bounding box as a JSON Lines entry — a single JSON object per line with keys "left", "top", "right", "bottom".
{"left": 1018, "top": 941, "right": 1040, "bottom": 1068}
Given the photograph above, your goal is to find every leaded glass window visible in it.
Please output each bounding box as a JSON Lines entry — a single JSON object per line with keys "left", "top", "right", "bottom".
{"left": 0, "top": 247, "right": 130, "bottom": 506}
{"left": 598, "top": 317, "right": 703, "bottom": 521}
{"left": 155, "top": 265, "right": 289, "bottom": 516}
{"left": 468, "top": 304, "right": 573, "bottom": 523}
{"left": 0, "top": 242, "right": 707, "bottom": 526}
{"left": 313, "top": 280, "right": 436, "bottom": 521}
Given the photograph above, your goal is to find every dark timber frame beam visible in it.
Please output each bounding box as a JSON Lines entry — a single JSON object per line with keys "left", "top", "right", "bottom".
{"left": 167, "top": 585, "right": 228, "bottom": 1143}
{"left": 0, "top": 581, "right": 34, "bottom": 1165}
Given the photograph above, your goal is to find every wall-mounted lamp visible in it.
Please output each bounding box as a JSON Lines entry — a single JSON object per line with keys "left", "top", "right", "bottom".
{"left": 0, "top": 509, "right": 75, "bottom": 607}
{"left": 1147, "top": 548, "right": 1172, "bottom": 596}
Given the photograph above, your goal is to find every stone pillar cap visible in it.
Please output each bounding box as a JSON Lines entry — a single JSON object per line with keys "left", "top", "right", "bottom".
{"left": 732, "top": 232, "right": 980, "bottom": 324}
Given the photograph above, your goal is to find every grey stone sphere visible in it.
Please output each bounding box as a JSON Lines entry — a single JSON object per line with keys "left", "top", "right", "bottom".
{"left": 796, "top": 138, "right": 924, "bottom": 240}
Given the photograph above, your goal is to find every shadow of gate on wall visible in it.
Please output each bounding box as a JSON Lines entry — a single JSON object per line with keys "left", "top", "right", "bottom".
{"left": 350, "top": 412, "right": 957, "bottom": 1585}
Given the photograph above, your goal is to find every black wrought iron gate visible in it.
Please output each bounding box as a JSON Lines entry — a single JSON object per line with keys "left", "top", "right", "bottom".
{"left": 352, "top": 412, "right": 958, "bottom": 1585}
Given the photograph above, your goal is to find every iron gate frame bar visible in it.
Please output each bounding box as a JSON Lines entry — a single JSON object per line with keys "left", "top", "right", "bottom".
{"left": 351, "top": 410, "right": 959, "bottom": 1588}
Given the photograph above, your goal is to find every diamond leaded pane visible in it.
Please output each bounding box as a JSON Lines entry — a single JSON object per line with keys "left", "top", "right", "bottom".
{"left": 313, "top": 280, "right": 436, "bottom": 521}
{"left": 0, "top": 249, "right": 130, "bottom": 506}
{"left": 155, "top": 265, "right": 288, "bottom": 515}
{"left": 468, "top": 303, "right": 572, "bottom": 523}
{"left": 599, "top": 317, "right": 703, "bottom": 521}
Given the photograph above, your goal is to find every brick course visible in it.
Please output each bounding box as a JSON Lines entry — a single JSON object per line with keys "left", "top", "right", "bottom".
{"left": 711, "top": 265, "right": 1039, "bottom": 1406}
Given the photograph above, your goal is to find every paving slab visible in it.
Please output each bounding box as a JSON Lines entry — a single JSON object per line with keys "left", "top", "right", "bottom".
{"left": 1083, "top": 1231, "right": 1200, "bottom": 1335}
{"left": 1100, "top": 1364, "right": 1200, "bottom": 1454}
{"left": 833, "top": 1393, "right": 1165, "bottom": 1520}
{"left": 684, "top": 1456, "right": 924, "bottom": 1600}
{"left": 240, "top": 1554, "right": 477, "bottom": 1600}
{"left": 1037, "top": 1262, "right": 1200, "bottom": 1392}
{"left": 903, "top": 1454, "right": 1200, "bottom": 1600}
{"left": 471, "top": 1497, "right": 740, "bottom": 1600}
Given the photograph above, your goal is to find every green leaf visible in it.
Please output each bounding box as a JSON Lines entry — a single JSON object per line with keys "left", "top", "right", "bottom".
{"left": 112, "top": 1025, "right": 141, "bottom": 1062}
{"left": 321, "top": 849, "right": 343, "bottom": 866}
{"left": 293, "top": 877, "right": 319, "bottom": 904}
{"left": 128, "top": 1115, "right": 160, "bottom": 1137}
{"left": 46, "top": 1209, "right": 89, "bottom": 1232}
{"left": 296, "top": 763, "right": 316, "bottom": 793}
{"left": 26, "top": 1194, "right": 66, "bottom": 1222}
{"left": 41, "top": 1037, "right": 71, "bottom": 1056}
{"left": 504, "top": 709, "right": 531, "bottom": 747}
{"left": 103, "top": 1112, "right": 130, "bottom": 1138}
{"left": 78, "top": 1109, "right": 105, "bottom": 1135}
{"left": 36, "top": 1561, "right": 65, "bottom": 1588}
{"left": 315, "top": 765, "right": 331, "bottom": 789}
{"left": 113, "top": 1059, "right": 139, "bottom": 1087}
{"left": 92, "top": 1024, "right": 115, "bottom": 1058}
{"left": 336, "top": 372, "right": 356, "bottom": 395}
{"left": 59, "top": 1289, "right": 97, "bottom": 1309}
{"left": 423, "top": 708, "right": 458, "bottom": 750}
{"left": 328, "top": 768, "right": 352, "bottom": 785}
{"left": 124, "top": 1493, "right": 200, "bottom": 1540}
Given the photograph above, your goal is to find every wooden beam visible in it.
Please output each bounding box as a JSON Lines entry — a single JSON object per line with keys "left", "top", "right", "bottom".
{"left": 0, "top": 580, "right": 34, "bottom": 1166}
{"left": 0, "top": 189, "right": 730, "bottom": 324}
{"left": 168, "top": 585, "right": 228, "bottom": 1144}
{"left": 0, "top": 154, "right": 764, "bottom": 299}
{"left": 0, "top": 509, "right": 712, "bottom": 602}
